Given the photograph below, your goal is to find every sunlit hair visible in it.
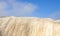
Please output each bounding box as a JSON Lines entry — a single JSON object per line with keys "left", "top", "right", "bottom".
{"left": 0, "top": 16, "right": 60, "bottom": 36}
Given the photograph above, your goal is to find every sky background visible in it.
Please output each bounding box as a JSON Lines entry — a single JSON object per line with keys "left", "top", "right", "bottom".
{"left": 0, "top": 0, "right": 60, "bottom": 19}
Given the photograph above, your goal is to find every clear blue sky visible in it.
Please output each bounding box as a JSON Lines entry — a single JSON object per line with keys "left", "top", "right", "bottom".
{"left": 18, "top": 0, "right": 60, "bottom": 18}
{"left": 0, "top": 0, "right": 60, "bottom": 19}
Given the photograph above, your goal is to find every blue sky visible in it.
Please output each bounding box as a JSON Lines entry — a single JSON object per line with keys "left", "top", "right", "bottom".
{"left": 0, "top": 0, "right": 60, "bottom": 19}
